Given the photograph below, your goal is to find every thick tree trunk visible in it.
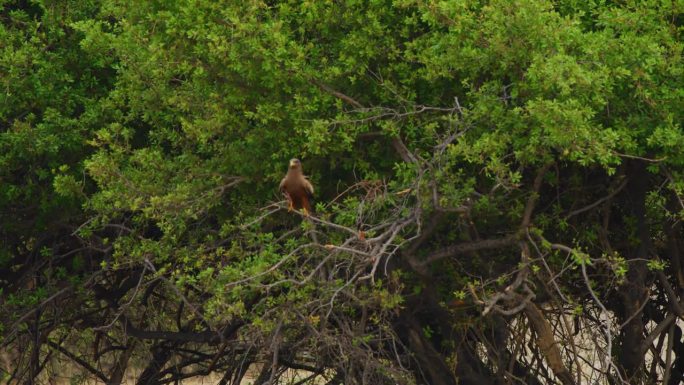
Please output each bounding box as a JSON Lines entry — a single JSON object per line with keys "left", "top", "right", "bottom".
{"left": 619, "top": 261, "right": 648, "bottom": 379}
{"left": 27, "top": 309, "right": 41, "bottom": 385}
{"left": 454, "top": 345, "right": 497, "bottom": 385}
{"left": 107, "top": 343, "right": 134, "bottom": 385}
{"left": 394, "top": 289, "right": 459, "bottom": 385}
{"left": 523, "top": 302, "right": 575, "bottom": 385}
{"left": 403, "top": 317, "right": 458, "bottom": 385}
{"left": 617, "top": 163, "right": 652, "bottom": 381}
{"left": 136, "top": 344, "right": 172, "bottom": 385}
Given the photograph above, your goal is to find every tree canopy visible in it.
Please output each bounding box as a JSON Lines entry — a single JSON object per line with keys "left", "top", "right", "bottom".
{"left": 1, "top": 1, "right": 684, "bottom": 384}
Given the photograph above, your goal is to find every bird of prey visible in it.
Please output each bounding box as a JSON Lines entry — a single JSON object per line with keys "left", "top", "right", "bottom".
{"left": 280, "top": 158, "right": 314, "bottom": 216}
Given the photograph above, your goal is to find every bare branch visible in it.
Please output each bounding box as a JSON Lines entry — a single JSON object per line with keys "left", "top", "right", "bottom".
{"left": 310, "top": 78, "right": 364, "bottom": 109}
{"left": 46, "top": 340, "right": 109, "bottom": 383}
{"left": 520, "top": 163, "right": 552, "bottom": 229}
{"left": 565, "top": 178, "right": 628, "bottom": 220}
{"left": 419, "top": 235, "right": 518, "bottom": 267}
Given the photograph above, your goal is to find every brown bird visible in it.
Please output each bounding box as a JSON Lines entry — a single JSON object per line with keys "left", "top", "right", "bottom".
{"left": 280, "top": 158, "right": 314, "bottom": 216}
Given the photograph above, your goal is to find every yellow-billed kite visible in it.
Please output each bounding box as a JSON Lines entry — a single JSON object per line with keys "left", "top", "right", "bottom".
{"left": 280, "top": 158, "right": 314, "bottom": 216}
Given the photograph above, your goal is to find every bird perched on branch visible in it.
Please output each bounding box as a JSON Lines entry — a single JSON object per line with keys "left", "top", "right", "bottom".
{"left": 280, "top": 158, "right": 314, "bottom": 216}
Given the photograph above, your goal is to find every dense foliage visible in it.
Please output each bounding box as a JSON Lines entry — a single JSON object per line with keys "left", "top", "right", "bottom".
{"left": 1, "top": 1, "right": 683, "bottom": 384}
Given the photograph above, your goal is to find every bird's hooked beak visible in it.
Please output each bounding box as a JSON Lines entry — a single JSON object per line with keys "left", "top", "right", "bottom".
{"left": 289, "top": 158, "right": 301, "bottom": 169}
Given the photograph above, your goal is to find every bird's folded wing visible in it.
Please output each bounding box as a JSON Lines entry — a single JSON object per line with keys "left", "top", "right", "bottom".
{"left": 303, "top": 179, "right": 314, "bottom": 197}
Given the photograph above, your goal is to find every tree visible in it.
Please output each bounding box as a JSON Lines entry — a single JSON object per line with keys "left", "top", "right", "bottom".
{"left": 1, "top": 0, "right": 683, "bottom": 384}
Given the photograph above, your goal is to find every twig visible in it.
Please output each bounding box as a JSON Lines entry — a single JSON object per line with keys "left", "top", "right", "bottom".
{"left": 565, "top": 178, "right": 628, "bottom": 220}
